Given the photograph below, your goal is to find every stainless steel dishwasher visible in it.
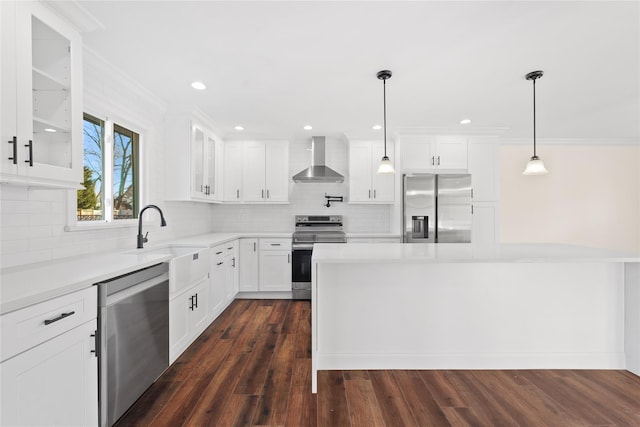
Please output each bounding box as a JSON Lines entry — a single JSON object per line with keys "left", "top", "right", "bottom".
{"left": 97, "top": 263, "right": 169, "bottom": 427}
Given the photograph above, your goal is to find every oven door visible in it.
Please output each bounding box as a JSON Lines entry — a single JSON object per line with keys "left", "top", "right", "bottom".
{"left": 291, "top": 247, "right": 313, "bottom": 299}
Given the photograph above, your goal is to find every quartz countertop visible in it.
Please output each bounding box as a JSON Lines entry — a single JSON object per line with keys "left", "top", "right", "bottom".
{"left": 0, "top": 252, "right": 172, "bottom": 314}
{"left": 0, "top": 232, "right": 293, "bottom": 314}
{"left": 312, "top": 243, "right": 640, "bottom": 264}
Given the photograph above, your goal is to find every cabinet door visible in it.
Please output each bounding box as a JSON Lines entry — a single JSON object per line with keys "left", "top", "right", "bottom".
{"left": 264, "top": 141, "right": 289, "bottom": 202}
{"left": 223, "top": 141, "right": 243, "bottom": 201}
{"left": 349, "top": 141, "right": 373, "bottom": 202}
{"left": 242, "top": 141, "right": 266, "bottom": 202}
{"left": 191, "top": 124, "right": 206, "bottom": 199}
{"left": 209, "top": 254, "right": 226, "bottom": 320}
{"left": 169, "top": 291, "right": 191, "bottom": 362}
{"left": 371, "top": 141, "right": 395, "bottom": 202}
{"left": 472, "top": 204, "right": 498, "bottom": 246}
{"left": 224, "top": 252, "right": 236, "bottom": 301}
{"left": 190, "top": 278, "right": 209, "bottom": 336}
{"left": 239, "top": 239, "right": 259, "bottom": 291}
{"left": 1, "top": 1, "right": 18, "bottom": 176}
{"left": 1, "top": 320, "right": 98, "bottom": 426}
{"left": 435, "top": 136, "right": 468, "bottom": 169}
{"left": 13, "top": 2, "right": 82, "bottom": 184}
{"left": 259, "top": 251, "right": 292, "bottom": 291}
{"left": 206, "top": 134, "right": 218, "bottom": 200}
{"left": 468, "top": 136, "right": 499, "bottom": 202}
{"left": 401, "top": 136, "right": 435, "bottom": 171}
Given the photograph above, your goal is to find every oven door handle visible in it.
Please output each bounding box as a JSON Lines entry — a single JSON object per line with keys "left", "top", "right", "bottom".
{"left": 292, "top": 244, "right": 314, "bottom": 250}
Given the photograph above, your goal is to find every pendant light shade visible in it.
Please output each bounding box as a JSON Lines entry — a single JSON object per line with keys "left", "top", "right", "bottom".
{"left": 523, "top": 70, "right": 548, "bottom": 175}
{"left": 376, "top": 70, "right": 395, "bottom": 174}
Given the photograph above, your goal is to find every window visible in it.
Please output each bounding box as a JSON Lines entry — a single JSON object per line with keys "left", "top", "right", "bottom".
{"left": 77, "top": 113, "right": 139, "bottom": 222}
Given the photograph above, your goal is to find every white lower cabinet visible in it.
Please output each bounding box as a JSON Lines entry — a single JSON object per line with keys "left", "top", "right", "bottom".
{"left": 209, "top": 241, "right": 238, "bottom": 319}
{"left": 0, "top": 286, "right": 98, "bottom": 426}
{"left": 239, "top": 238, "right": 259, "bottom": 291}
{"left": 472, "top": 203, "right": 499, "bottom": 246}
{"left": 169, "top": 277, "right": 209, "bottom": 363}
{"left": 224, "top": 241, "right": 239, "bottom": 299}
{"left": 259, "top": 239, "right": 292, "bottom": 292}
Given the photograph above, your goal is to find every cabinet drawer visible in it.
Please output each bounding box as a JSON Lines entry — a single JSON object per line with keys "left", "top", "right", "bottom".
{"left": 260, "top": 239, "right": 291, "bottom": 251}
{"left": 224, "top": 241, "right": 236, "bottom": 254}
{"left": 0, "top": 286, "right": 97, "bottom": 362}
{"left": 212, "top": 244, "right": 225, "bottom": 264}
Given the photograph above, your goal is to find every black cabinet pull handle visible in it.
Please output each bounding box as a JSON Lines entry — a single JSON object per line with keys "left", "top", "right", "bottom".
{"left": 216, "top": 251, "right": 223, "bottom": 255}
{"left": 232, "top": 257, "right": 236, "bottom": 267}
{"left": 8, "top": 136, "right": 17, "bottom": 164}
{"left": 24, "top": 140, "right": 33, "bottom": 166}
{"left": 267, "top": 189, "right": 270, "bottom": 199}
{"left": 437, "top": 156, "right": 440, "bottom": 166}
{"left": 253, "top": 242, "right": 256, "bottom": 251}
{"left": 236, "top": 189, "right": 239, "bottom": 199}
{"left": 189, "top": 295, "right": 195, "bottom": 311}
{"left": 194, "top": 293, "right": 198, "bottom": 309}
{"left": 44, "top": 311, "right": 75, "bottom": 325}
{"left": 217, "top": 261, "right": 224, "bottom": 266}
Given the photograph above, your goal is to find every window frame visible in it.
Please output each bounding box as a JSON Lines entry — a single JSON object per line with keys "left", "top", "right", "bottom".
{"left": 66, "top": 111, "right": 145, "bottom": 231}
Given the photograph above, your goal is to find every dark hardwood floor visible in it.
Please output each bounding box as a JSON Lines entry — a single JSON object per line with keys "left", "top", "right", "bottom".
{"left": 115, "top": 299, "right": 640, "bottom": 427}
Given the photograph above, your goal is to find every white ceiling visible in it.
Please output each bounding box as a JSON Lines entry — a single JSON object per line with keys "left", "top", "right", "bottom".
{"left": 73, "top": 1, "right": 639, "bottom": 141}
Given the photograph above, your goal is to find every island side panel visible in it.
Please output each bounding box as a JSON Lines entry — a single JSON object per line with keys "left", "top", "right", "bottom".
{"left": 315, "top": 261, "right": 625, "bottom": 371}
{"left": 626, "top": 263, "right": 640, "bottom": 376}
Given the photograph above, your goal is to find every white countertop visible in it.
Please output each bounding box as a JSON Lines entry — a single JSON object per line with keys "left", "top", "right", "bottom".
{"left": 0, "top": 232, "right": 292, "bottom": 314}
{"left": 0, "top": 252, "right": 171, "bottom": 314}
{"left": 312, "top": 243, "right": 640, "bottom": 264}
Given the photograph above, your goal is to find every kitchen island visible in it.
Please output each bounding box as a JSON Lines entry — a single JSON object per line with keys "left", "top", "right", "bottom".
{"left": 310, "top": 243, "right": 640, "bottom": 393}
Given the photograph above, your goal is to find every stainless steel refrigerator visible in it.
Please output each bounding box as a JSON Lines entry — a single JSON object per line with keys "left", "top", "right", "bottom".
{"left": 403, "top": 174, "right": 472, "bottom": 243}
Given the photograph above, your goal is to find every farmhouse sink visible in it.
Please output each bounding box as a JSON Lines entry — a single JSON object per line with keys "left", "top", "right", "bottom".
{"left": 133, "top": 245, "right": 210, "bottom": 294}
{"left": 140, "top": 244, "right": 207, "bottom": 258}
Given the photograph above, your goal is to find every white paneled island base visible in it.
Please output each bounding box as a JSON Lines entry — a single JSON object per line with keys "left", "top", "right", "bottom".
{"left": 311, "top": 243, "right": 640, "bottom": 393}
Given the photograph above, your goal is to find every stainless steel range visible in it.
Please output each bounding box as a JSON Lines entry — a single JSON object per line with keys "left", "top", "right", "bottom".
{"left": 292, "top": 215, "right": 346, "bottom": 299}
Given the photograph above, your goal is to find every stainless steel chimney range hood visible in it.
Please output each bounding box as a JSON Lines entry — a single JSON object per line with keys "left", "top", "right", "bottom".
{"left": 292, "top": 136, "right": 344, "bottom": 183}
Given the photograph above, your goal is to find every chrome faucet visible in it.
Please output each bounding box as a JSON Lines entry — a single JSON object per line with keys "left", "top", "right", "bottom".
{"left": 137, "top": 205, "right": 167, "bottom": 248}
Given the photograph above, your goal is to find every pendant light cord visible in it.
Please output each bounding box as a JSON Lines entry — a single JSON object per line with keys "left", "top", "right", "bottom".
{"left": 383, "top": 78, "right": 387, "bottom": 157}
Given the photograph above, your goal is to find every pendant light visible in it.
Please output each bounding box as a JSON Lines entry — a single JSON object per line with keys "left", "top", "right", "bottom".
{"left": 523, "top": 70, "right": 548, "bottom": 175}
{"left": 376, "top": 70, "right": 395, "bottom": 174}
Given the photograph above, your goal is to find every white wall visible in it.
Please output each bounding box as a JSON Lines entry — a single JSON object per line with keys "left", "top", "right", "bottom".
{"left": 210, "top": 137, "right": 392, "bottom": 233}
{"left": 500, "top": 143, "right": 640, "bottom": 252}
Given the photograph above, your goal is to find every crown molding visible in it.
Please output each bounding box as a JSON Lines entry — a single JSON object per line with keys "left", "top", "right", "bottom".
{"left": 501, "top": 137, "right": 640, "bottom": 146}
{"left": 393, "top": 126, "right": 509, "bottom": 137}
{"left": 43, "top": 0, "right": 105, "bottom": 33}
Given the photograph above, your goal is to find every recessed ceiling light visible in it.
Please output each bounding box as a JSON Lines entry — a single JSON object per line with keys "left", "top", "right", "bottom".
{"left": 44, "top": 128, "right": 56, "bottom": 133}
{"left": 234, "top": 126, "right": 244, "bottom": 131}
{"left": 191, "top": 81, "right": 206, "bottom": 90}
{"left": 460, "top": 119, "right": 472, "bottom": 125}
{"left": 372, "top": 125, "right": 382, "bottom": 130}
{"left": 304, "top": 125, "right": 312, "bottom": 130}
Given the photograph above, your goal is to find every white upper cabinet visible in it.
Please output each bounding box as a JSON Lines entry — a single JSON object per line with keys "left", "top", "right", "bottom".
{"left": 190, "top": 123, "right": 220, "bottom": 201}
{"left": 242, "top": 141, "right": 266, "bottom": 202}
{"left": 222, "top": 141, "right": 243, "bottom": 202}
{"left": 225, "top": 140, "right": 289, "bottom": 203}
{"left": 1, "top": 1, "right": 83, "bottom": 188}
{"left": 349, "top": 140, "right": 395, "bottom": 203}
{"left": 165, "top": 116, "right": 221, "bottom": 202}
{"left": 400, "top": 135, "right": 468, "bottom": 171}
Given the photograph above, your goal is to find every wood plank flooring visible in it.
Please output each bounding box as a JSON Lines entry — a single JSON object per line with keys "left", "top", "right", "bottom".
{"left": 115, "top": 299, "right": 640, "bottom": 427}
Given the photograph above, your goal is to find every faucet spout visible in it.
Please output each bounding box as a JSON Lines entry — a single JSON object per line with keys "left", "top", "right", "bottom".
{"left": 137, "top": 205, "right": 167, "bottom": 249}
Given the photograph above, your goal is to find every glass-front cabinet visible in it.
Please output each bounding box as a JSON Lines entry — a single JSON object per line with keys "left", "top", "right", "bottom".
{"left": 1, "top": 1, "right": 83, "bottom": 187}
